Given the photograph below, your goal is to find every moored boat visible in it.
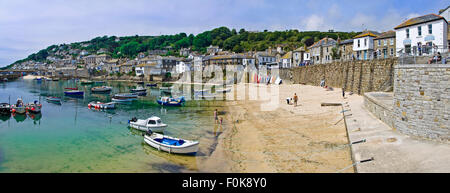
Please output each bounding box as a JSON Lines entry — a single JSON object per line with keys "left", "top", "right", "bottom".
{"left": 112, "top": 97, "right": 135, "bottom": 103}
{"left": 215, "top": 88, "right": 231, "bottom": 93}
{"left": 91, "top": 86, "right": 112, "bottom": 93}
{"left": 11, "top": 98, "right": 26, "bottom": 114}
{"left": 0, "top": 103, "right": 11, "bottom": 114}
{"left": 80, "top": 80, "right": 94, "bottom": 85}
{"left": 131, "top": 87, "right": 146, "bottom": 93}
{"left": 135, "top": 81, "right": 145, "bottom": 85}
{"left": 157, "top": 96, "right": 185, "bottom": 106}
{"left": 64, "top": 87, "right": 78, "bottom": 90}
{"left": 128, "top": 116, "right": 167, "bottom": 133}
{"left": 64, "top": 90, "right": 84, "bottom": 96}
{"left": 88, "top": 101, "right": 115, "bottom": 109}
{"left": 46, "top": 97, "right": 61, "bottom": 104}
{"left": 26, "top": 101, "right": 42, "bottom": 113}
{"left": 146, "top": 83, "right": 157, "bottom": 87}
{"left": 113, "top": 93, "right": 138, "bottom": 99}
{"left": 143, "top": 131, "right": 199, "bottom": 155}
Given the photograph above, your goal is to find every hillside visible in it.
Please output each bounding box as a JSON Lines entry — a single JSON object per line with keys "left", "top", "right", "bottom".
{"left": 4, "top": 27, "right": 360, "bottom": 69}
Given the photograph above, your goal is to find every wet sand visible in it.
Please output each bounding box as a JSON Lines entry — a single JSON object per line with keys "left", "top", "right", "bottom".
{"left": 201, "top": 84, "right": 354, "bottom": 173}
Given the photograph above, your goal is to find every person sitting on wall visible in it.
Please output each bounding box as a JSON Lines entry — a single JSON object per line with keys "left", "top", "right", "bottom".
{"left": 428, "top": 52, "right": 441, "bottom": 64}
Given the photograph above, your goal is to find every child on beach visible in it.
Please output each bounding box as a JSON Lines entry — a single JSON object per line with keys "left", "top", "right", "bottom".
{"left": 214, "top": 109, "right": 218, "bottom": 124}
{"left": 293, "top": 93, "right": 298, "bottom": 107}
{"left": 219, "top": 117, "right": 223, "bottom": 125}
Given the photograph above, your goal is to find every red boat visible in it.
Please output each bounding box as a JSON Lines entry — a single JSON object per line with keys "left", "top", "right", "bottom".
{"left": 64, "top": 87, "right": 78, "bottom": 90}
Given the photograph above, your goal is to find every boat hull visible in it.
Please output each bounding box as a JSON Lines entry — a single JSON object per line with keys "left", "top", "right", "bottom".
{"left": 144, "top": 134, "right": 198, "bottom": 155}
{"left": 129, "top": 122, "right": 166, "bottom": 133}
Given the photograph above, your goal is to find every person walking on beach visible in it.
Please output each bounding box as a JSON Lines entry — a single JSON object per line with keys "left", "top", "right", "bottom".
{"left": 342, "top": 87, "right": 346, "bottom": 99}
{"left": 293, "top": 93, "right": 298, "bottom": 107}
{"left": 214, "top": 109, "right": 218, "bottom": 124}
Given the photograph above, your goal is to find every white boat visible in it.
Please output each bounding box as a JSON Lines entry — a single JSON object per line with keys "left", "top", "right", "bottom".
{"left": 131, "top": 87, "right": 146, "bottom": 93}
{"left": 112, "top": 97, "right": 136, "bottom": 103}
{"left": 215, "top": 88, "right": 231, "bottom": 93}
{"left": 88, "top": 101, "right": 115, "bottom": 109}
{"left": 128, "top": 116, "right": 167, "bottom": 133}
{"left": 159, "top": 87, "right": 172, "bottom": 91}
{"left": 143, "top": 131, "right": 199, "bottom": 155}
{"left": 113, "top": 93, "right": 138, "bottom": 99}
{"left": 91, "top": 86, "right": 112, "bottom": 93}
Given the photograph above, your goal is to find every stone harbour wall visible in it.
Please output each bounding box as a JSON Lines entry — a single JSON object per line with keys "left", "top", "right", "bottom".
{"left": 280, "top": 58, "right": 396, "bottom": 95}
{"left": 364, "top": 92, "right": 395, "bottom": 129}
{"left": 393, "top": 64, "right": 449, "bottom": 141}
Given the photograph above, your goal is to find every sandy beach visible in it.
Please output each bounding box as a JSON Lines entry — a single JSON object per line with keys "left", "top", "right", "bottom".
{"left": 200, "top": 83, "right": 354, "bottom": 173}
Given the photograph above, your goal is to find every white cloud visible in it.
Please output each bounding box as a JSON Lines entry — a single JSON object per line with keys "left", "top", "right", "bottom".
{"left": 302, "top": 15, "right": 326, "bottom": 31}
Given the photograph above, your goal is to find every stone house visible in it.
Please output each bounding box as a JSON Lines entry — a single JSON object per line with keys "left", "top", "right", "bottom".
{"left": 292, "top": 47, "right": 305, "bottom": 67}
{"left": 96, "top": 54, "right": 111, "bottom": 64}
{"left": 338, "top": 39, "right": 354, "bottom": 61}
{"left": 179, "top": 48, "right": 192, "bottom": 56}
{"left": 206, "top": 45, "right": 221, "bottom": 55}
{"left": 308, "top": 37, "right": 337, "bottom": 64}
{"left": 135, "top": 62, "right": 157, "bottom": 77}
{"left": 254, "top": 51, "right": 277, "bottom": 69}
{"left": 373, "top": 31, "right": 396, "bottom": 59}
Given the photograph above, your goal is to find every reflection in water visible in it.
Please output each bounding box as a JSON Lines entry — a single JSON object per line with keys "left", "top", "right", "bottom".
{"left": 140, "top": 142, "right": 198, "bottom": 172}
{"left": 0, "top": 114, "right": 11, "bottom": 122}
{"left": 12, "top": 113, "right": 27, "bottom": 122}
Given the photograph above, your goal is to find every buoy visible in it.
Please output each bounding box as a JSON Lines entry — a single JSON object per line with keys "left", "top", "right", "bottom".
{"left": 12, "top": 109, "right": 16, "bottom": 113}
{"left": 88, "top": 104, "right": 91, "bottom": 108}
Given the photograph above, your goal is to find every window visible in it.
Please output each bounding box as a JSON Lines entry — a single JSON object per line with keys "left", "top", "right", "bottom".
{"left": 148, "top": 120, "right": 156, "bottom": 125}
{"left": 406, "top": 29, "right": 410, "bottom": 38}
{"left": 390, "top": 39, "right": 394, "bottom": 45}
{"left": 358, "top": 39, "right": 360, "bottom": 47}
{"left": 378, "top": 40, "right": 381, "bottom": 46}
{"left": 418, "top": 26, "right": 422, "bottom": 36}
{"left": 364, "top": 38, "right": 367, "bottom": 46}
{"left": 384, "top": 39, "right": 387, "bottom": 46}
{"left": 390, "top": 48, "right": 394, "bottom": 56}
{"left": 428, "top": 24, "right": 432, "bottom": 34}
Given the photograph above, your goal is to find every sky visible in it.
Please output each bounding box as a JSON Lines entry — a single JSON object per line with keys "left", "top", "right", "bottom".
{"left": 0, "top": 0, "right": 448, "bottom": 67}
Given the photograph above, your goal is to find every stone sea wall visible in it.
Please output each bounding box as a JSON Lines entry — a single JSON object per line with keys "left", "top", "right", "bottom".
{"left": 280, "top": 58, "right": 396, "bottom": 94}
{"left": 393, "top": 64, "right": 449, "bottom": 141}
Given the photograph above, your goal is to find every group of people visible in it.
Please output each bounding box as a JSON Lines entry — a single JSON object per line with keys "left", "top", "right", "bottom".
{"left": 286, "top": 93, "right": 299, "bottom": 107}
{"left": 428, "top": 52, "right": 443, "bottom": 64}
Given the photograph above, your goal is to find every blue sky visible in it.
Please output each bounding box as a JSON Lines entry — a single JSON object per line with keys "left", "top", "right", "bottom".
{"left": 0, "top": 0, "right": 447, "bottom": 67}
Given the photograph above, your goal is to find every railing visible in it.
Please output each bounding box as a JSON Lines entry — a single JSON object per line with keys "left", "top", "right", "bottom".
{"left": 398, "top": 46, "right": 449, "bottom": 65}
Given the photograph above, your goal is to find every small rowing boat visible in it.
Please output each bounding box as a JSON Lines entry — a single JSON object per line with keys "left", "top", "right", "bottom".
{"left": 64, "top": 90, "right": 84, "bottom": 96}
{"left": 114, "top": 93, "right": 138, "bottom": 99}
{"left": 143, "top": 131, "right": 199, "bottom": 155}
{"left": 157, "top": 96, "right": 185, "bottom": 106}
{"left": 46, "top": 97, "right": 61, "bottom": 104}
{"left": 128, "top": 116, "right": 167, "bottom": 133}
{"left": 146, "top": 83, "right": 157, "bottom": 87}
{"left": 80, "top": 80, "right": 93, "bottom": 85}
{"left": 131, "top": 87, "right": 146, "bottom": 93}
{"left": 91, "top": 86, "right": 112, "bottom": 93}
{"left": 112, "top": 97, "right": 135, "bottom": 103}
{"left": 88, "top": 101, "right": 115, "bottom": 109}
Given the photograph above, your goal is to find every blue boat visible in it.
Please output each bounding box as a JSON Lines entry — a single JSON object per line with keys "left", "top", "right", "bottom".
{"left": 157, "top": 96, "right": 185, "bottom": 106}
{"left": 146, "top": 83, "right": 157, "bottom": 87}
{"left": 64, "top": 90, "right": 84, "bottom": 96}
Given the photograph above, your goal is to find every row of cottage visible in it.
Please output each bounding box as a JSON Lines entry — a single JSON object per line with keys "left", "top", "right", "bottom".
{"left": 48, "top": 11, "right": 450, "bottom": 77}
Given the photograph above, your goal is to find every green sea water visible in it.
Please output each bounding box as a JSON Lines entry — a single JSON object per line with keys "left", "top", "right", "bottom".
{"left": 0, "top": 79, "right": 225, "bottom": 172}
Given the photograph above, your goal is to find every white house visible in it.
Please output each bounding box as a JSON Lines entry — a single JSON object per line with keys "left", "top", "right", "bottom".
{"left": 254, "top": 52, "right": 276, "bottom": 69}
{"left": 280, "top": 51, "right": 292, "bottom": 68}
{"left": 439, "top": 6, "right": 450, "bottom": 22}
{"left": 353, "top": 31, "right": 380, "bottom": 60}
{"left": 394, "top": 14, "right": 448, "bottom": 56}
{"left": 175, "top": 60, "right": 192, "bottom": 74}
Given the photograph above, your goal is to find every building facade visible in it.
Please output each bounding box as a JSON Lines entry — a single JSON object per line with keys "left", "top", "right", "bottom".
{"left": 373, "top": 31, "right": 396, "bottom": 59}
{"left": 353, "top": 31, "right": 380, "bottom": 60}
{"left": 394, "top": 14, "right": 448, "bottom": 56}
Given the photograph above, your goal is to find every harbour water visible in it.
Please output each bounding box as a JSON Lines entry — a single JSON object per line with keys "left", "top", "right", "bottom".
{"left": 0, "top": 79, "right": 226, "bottom": 172}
